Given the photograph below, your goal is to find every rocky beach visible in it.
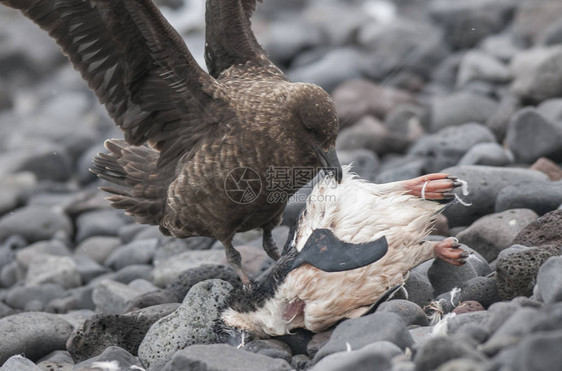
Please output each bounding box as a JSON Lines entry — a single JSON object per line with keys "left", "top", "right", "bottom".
{"left": 0, "top": 0, "right": 562, "bottom": 370}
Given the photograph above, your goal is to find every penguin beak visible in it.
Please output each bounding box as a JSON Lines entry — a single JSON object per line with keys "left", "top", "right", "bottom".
{"left": 314, "top": 145, "right": 342, "bottom": 183}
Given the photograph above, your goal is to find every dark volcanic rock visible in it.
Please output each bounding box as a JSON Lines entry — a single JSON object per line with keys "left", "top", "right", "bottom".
{"left": 138, "top": 279, "right": 233, "bottom": 369}
{"left": 0, "top": 312, "right": 73, "bottom": 364}
{"left": 104, "top": 238, "right": 158, "bottom": 270}
{"left": 166, "top": 264, "right": 242, "bottom": 302}
{"left": 244, "top": 339, "right": 293, "bottom": 362}
{"left": 75, "top": 209, "right": 132, "bottom": 243}
{"left": 377, "top": 299, "right": 429, "bottom": 327}
{"left": 513, "top": 210, "right": 562, "bottom": 247}
{"left": 428, "top": 256, "right": 478, "bottom": 296}
{"left": 441, "top": 165, "right": 548, "bottom": 227}
{"left": 408, "top": 123, "right": 496, "bottom": 173}
{"left": 458, "top": 277, "right": 500, "bottom": 309}
{"left": 456, "top": 209, "right": 538, "bottom": 262}
{"left": 67, "top": 303, "right": 179, "bottom": 362}
{"left": 495, "top": 180, "right": 562, "bottom": 216}
{"left": 458, "top": 142, "right": 513, "bottom": 167}
{"left": 0, "top": 205, "right": 72, "bottom": 244}
{"left": 313, "top": 312, "right": 413, "bottom": 362}
{"left": 161, "top": 344, "right": 292, "bottom": 371}
{"left": 496, "top": 245, "right": 561, "bottom": 300}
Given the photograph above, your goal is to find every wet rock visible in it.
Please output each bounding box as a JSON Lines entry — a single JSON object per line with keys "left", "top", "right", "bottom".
{"left": 313, "top": 312, "right": 413, "bottom": 362}
{"left": 505, "top": 108, "right": 562, "bottom": 164}
{"left": 311, "top": 341, "right": 402, "bottom": 371}
{"left": 104, "top": 238, "right": 158, "bottom": 271}
{"left": 513, "top": 209, "right": 562, "bottom": 247}
{"left": 428, "top": 92, "right": 498, "bottom": 133}
{"left": 0, "top": 312, "right": 73, "bottom": 364}
{"left": 332, "top": 79, "right": 415, "bottom": 126}
{"left": 377, "top": 299, "right": 429, "bottom": 326}
{"left": 161, "top": 344, "right": 292, "bottom": 371}
{"left": 458, "top": 142, "right": 513, "bottom": 167}
{"left": 67, "top": 303, "right": 179, "bottom": 362}
{"left": 408, "top": 123, "right": 496, "bottom": 173}
{"left": 510, "top": 46, "right": 562, "bottom": 102}
{"left": 414, "top": 336, "right": 486, "bottom": 371}
{"left": 441, "top": 165, "right": 548, "bottom": 227}
{"left": 496, "top": 245, "right": 561, "bottom": 300}
{"left": 72, "top": 346, "right": 142, "bottom": 371}
{"left": 244, "top": 339, "right": 292, "bottom": 362}
{"left": 531, "top": 157, "right": 562, "bottom": 181}
{"left": 457, "top": 209, "right": 538, "bottom": 262}
{"left": 536, "top": 256, "right": 562, "bottom": 303}
{"left": 138, "top": 279, "right": 233, "bottom": 369}
{"left": 495, "top": 180, "right": 562, "bottom": 216}
{"left": 0, "top": 205, "right": 72, "bottom": 244}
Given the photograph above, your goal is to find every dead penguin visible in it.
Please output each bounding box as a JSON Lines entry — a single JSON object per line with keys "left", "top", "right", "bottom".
{"left": 217, "top": 166, "right": 469, "bottom": 343}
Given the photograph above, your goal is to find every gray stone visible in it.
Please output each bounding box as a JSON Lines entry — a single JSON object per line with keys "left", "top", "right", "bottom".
{"left": 505, "top": 108, "right": 562, "bottom": 164}
{"left": 481, "top": 33, "right": 523, "bottom": 62}
{"left": 505, "top": 329, "right": 562, "bottom": 371}
{"left": 495, "top": 180, "right": 562, "bottom": 216}
{"left": 513, "top": 209, "right": 562, "bottom": 247}
{"left": 0, "top": 206, "right": 72, "bottom": 244}
{"left": 409, "top": 326, "right": 434, "bottom": 344}
{"left": 408, "top": 123, "right": 496, "bottom": 173}
{"left": 67, "top": 303, "right": 179, "bottom": 362}
{"left": 428, "top": 256, "right": 478, "bottom": 296}
{"left": 75, "top": 236, "right": 122, "bottom": 265}
{"left": 403, "top": 271, "right": 434, "bottom": 308}
{"left": 428, "top": 92, "right": 499, "bottom": 132}
{"left": 0, "top": 312, "right": 73, "bottom": 364}
{"left": 313, "top": 312, "right": 413, "bottom": 362}
{"left": 5, "top": 283, "right": 67, "bottom": 310}
{"left": 287, "top": 47, "right": 365, "bottom": 92}
{"left": 458, "top": 277, "right": 500, "bottom": 309}
{"left": 332, "top": 79, "right": 415, "bottom": 126}
{"left": 482, "top": 301, "right": 520, "bottom": 335}
{"left": 457, "top": 209, "right": 538, "bottom": 262}
{"left": 377, "top": 299, "right": 429, "bottom": 326}
{"left": 457, "top": 51, "right": 511, "bottom": 87}
{"left": 444, "top": 311, "right": 490, "bottom": 335}
{"left": 291, "top": 354, "right": 312, "bottom": 371}
{"left": 72, "top": 255, "right": 110, "bottom": 284}
{"left": 311, "top": 341, "right": 402, "bottom": 371}
{"left": 36, "top": 350, "right": 74, "bottom": 370}
{"left": 15, "top": 239, "right": 71, "bottom": 272}
{"left": 73, "top": 346, "right": 142, "bottom": 371}
{"left": 512, "top": 0, "right": 562, "bottom": 44}
{"left": 75, "top": 209, "right": 132, "bottom": 243}
{"left": 111, "top": 264, "right": 153, "bottom": 284}
{"left": 138, "top": 279, "right": 233, "bottom": 369}
{"left": 151, "top": 250, "right": 225, "bottom": 287}
{"left": 0, "top": 355, "right": 42, "bottom": 371}
{"left": 458, "top": 142, "right": 513, "bottom": 167}
{"left": 244, "top": 339, "right": 292, "bottom": 362}
{"left": 161, "top": 344, "right": 292, "bottom": 371}
{"left": 25, "top": 255, "right": 81, "bottom": 289}
{"left": 92, "top": 279, "right": 156, "bottom": 314}
{"left": 337, "top": 149, "right": 380, "bottom": 182}
{"left": 336, "top": 116, "right": 410, "bottom": 156}
{"left": 436, "top": 358, "right": 487, "bottom": 371}
{"left": 104, "top": 238, "right": 158, "bottom": 270}
{"left": 441, "top": 165, "right": 548, "bottom": 227}
{"left": 496, "top": 245, "right": 561, "bottom": 300}
{"left": 414, "top": 336, "right": 486, "bottom": 371}
{"left": 452, "top": 324, "right": 490, "bottom": 347}
{"left": 428, "top": 0, "right": 515, "bottom": 49}
{"left": 537, "top": 98, "right": 562, "bottom": 122}
{"left": 510, "top": 46, "right": 562, "bottom": 102}
{"left": 536, "top": 256, "right": 562, "bottom": 303}
{"left": 375, "top": 156, "right": 425, "bottom": 183}
{"left": 12, "top": 143, "right": 73, "bottom": 182}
